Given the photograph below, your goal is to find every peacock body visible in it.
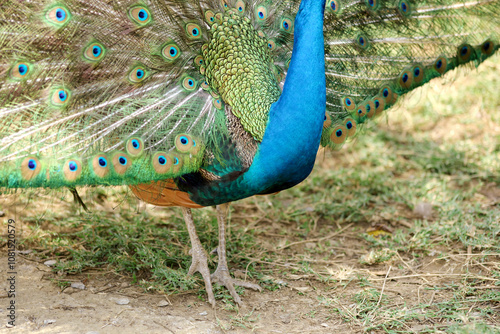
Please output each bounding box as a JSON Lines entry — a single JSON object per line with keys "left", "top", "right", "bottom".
{"left": 1, "top": 0, "right": 499, "bottom": 305}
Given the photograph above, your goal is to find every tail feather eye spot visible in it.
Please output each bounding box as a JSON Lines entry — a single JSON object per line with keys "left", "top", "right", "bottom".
{"left": 330, "top": 125, "right": 348, "bottom": 144}
{"left": 182, "top": 77, "right": 197, "bottom": 91}
{"left": 162, "top": 44, "right": 180, "bottom": 61}
{"left": 356, "top": 105, "right": 367, "bottom": 118}
{"left": 175, "top": 134, "right": 194, "bottom": 152}
{"left": 112, "top": 152, "right": 131, "bottom": 174}
{"left": 11, "top": 62, "right": 31, "bottom": 80}
{"left": 342, "top": 96, "right": 356, "bottom": 111}
{"left": 398, "top": 0, "right": 411, "bottom": 16}
{"left": 365, "top": 101, "right": 375, "bottom": 118}
{"left": 458, "top": 44, "right": 474, "bottom": 63}
{"left": 69, "top": 161, "right": 78, "bottom": 171}
{"left": 205, "top": 10, "right": 216, "bottom": 24}
{"left": 380, "top": 86, "right": 393, "bottom": 104}
{"left": 413, "top": 65, "right": 424, "bottom": 83}
{"left": 323, "top": 112, "right": 332, "bottom": 128}
{"left": 152, "top": 152, "right": 172, "bottom": 174}
{"left": 280, "top": 18, "right": 293, "bottom": 33}
{"left": 481, "top": 40, "right": 494, "bottom": 55}
{"left": 213, "top": 98, "right": 223, "bottom": 109}
{"left": 235, "top": 1, "right": 245, "bottom": 13}
{"left": 256, "top": 6, "right": 268, "bottom": 21}
{"left": 28, "top": 159, "right": 37, "bottom": 170}
{"left": 267, "top": 40, "right": 276, "bottom": 50}
{"left": 366, "top": 0, "right": 380, "bottom": 9}
{"left": 374, "top": 98, "right": 386, "bottom": 115}
{"left": 126, "top": 137, "right": 144, "bottom": 157}
{"left": 51, "top": 88, "right": 70, "bottom": 106}
{"left": 129, "top": 6, "right": 152, "bottom": 25}
{"left": 92, "top": 155, "right": 110, "bottom": 177}
{"left": 344, "top": 118, "right": 357, "bottom": 137}
{"left": 46, "top": 6, "right": 71, "bottom": 26}
{"left": 399, "top": 69, "right": 413, "bottom": 89}
{"left": 98, "top": 157, "right": 107, "bottom": 167}
{"left": 327, "top": 0, "right": 341, "bottom": 13}
{"left": 84, "top": 42, "right": 105, "bottom": 61}
{"left": 434, "top": 56, "right": 447, "bottom": 74}
{"left": 63, "top": 159, "right": 82, "bottom": 181}
{"left": 186, "top": 23, "right": 202, "bottom": 39}
{"left": 356, "top": 33, "right": 370, "bottom": 50}
{"left": 21, "top": 157, "right": 42, "bottom": 180}
{"left": 194, "top": 55, "right": 204, "bottom": 67}
{"left": 129, "top": 66, "right": 148, "bottom": 83}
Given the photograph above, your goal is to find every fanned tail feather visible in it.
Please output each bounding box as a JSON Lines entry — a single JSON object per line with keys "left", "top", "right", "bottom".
{"left": 320, "top": 0, "right": 499, "bottom": 149}
{"left": 0, "top": 0, "right": 498, "bottom": 191}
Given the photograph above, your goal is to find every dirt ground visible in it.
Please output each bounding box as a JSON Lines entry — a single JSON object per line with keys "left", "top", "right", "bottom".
{"left": 0, "top": 206, "right": 498, "bottom": 334}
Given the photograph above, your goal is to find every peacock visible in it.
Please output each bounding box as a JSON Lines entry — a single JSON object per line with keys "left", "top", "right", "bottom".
{"left": 0, "top": 0, "right": 498, "bottom": 306}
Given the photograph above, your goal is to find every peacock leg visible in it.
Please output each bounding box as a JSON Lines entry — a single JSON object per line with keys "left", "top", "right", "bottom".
{"left": 211, "top": 203, "right": 262, "bottom": 306}
{"left": 181, "top": 207, "right": 216, "bottom": 306}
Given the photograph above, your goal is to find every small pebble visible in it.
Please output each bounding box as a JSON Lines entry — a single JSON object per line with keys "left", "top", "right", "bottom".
{"left": 71, "top": 282, "right": 85, "bottom": 290}
{"left": 0, "top": 211, "right": 5, "bottom": 217}
{"left": 157, "top": 300, "right": 169, "bottom": 307}
{"left": 321, "top": 323, "right": 328, "bottom": 327}
{"left": 115, "top": 298, "right": 130, "bottom": 305}
{"left": 44, "top": 260, "right": 57, "bottom": 267}
{"left": 199, "top": 311, "right": 208, "bottom": 316}
{"left": 44, "top": 319, "right": 56, "bottom": 325}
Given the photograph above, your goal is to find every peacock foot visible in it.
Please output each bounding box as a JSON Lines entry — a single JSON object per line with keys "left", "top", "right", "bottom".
{"left": 211, "top": 261, "right": 262, "bottom": 306}
{"left": 187, "top": 246, "right": 216, "bottom": 307}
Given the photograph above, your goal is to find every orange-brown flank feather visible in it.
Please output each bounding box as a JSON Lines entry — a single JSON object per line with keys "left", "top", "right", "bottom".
{"left": 130, "top": 180, "right": 203, "bottom": 209}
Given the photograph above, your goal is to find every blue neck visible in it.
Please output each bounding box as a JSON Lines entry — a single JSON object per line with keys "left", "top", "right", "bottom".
{"left": 242, "top": 0, "right": 327, "bottom": 194}
{"left": 180, "top": 0, "right": 327, "bottom": 205}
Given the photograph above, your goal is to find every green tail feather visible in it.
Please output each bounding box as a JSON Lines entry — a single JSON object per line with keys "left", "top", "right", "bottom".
{"left": 1, "top": 0, "right": 499, "bottom": 189}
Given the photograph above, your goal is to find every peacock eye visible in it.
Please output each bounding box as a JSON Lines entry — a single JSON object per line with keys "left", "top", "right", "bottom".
{"left": 158, "top": 156, "right": 166, "bottom": 165}
{"left": 162, "top": 43, "right": 181, "bottom": 61}
{"left": 118, "top": 156, "right": 127, "bottom": 165}
{"left": 280, "top": 18, "right": 293, "bottom": 33}
{"left": 84, "top": 42, "right": 106, "bottom": 61}
{"left": 28, "top": 159, "right": 37, "bottom": 170}
{"left": 68, "top": 161, "right": 78, "bottom": 171}
{"left": 50, "top": 88, "right": 71, "bottom": 107}
{"left": 10, "top": 62, "right": 32, "bottom": 80}
{"left": 182, "top": 76, "right": 197, "bottom": 91}
{"left": 129, "top": 6, "right": 152, "bottom": 26}
{"left": 128, "top": 65, "right": 148, "bottom": 83}
{"left": 46, "top": 6, "right": 71, "bottom": 26}
{"left": 256, "top": 6, "right": 268, "bottom": 21}
{"left": 186, "top": 23, "right": 202, "bottom": 39}
{"left": 98, "top": 157, "right": 107, "bottom": 167}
